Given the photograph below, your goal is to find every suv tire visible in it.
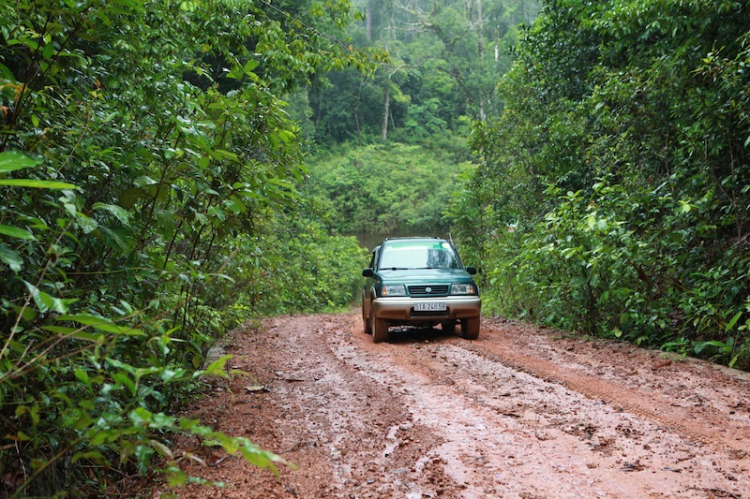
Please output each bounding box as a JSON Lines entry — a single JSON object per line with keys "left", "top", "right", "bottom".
{"left": 461, "top": 317, "right": 480, "bottom": 340}
{"left": 372, "top": 318, "right": 389, "bottom": 343}
{"left": 363, "top": 307, "right": 372, "bottom": 335}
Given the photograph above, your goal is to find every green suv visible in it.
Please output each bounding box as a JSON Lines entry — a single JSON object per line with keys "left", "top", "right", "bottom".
{"left": 361, "top": 237, "right": 481, "bottom": 343}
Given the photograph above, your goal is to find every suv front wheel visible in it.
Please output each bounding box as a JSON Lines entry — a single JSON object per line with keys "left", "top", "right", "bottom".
{"left": 363, "top": 306, "right": 372, "bottom": 335}
{"left": 372, "top": 317, "right": 389, "bottom": 343}
{"left": 461, "top": 317, "right": 480, "bottom": 340}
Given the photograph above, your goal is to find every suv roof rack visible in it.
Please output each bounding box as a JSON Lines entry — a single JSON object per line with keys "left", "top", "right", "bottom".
{"left": 383, "top": 236, "right": 442, "bottom": 241}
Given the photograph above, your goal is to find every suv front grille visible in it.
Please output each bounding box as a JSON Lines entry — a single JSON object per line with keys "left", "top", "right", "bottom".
{"left": 408, "top": 285, "right": 449, "bottom": 296}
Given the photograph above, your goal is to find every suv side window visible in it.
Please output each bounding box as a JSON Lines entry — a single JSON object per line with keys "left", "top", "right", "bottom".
{"left": 368, "top": 246, "right": 379, "bottom": 270}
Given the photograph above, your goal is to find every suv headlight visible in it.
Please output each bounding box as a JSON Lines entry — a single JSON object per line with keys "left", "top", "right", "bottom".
{"left": 451, "top": 284, "right": 476, "bottom": 295}
{"left": 381, "top": 285, "right": 406, "bottom": 296}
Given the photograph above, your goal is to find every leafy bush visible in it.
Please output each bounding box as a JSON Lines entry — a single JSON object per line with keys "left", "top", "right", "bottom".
{"left": 452, "top": 0, "right": 750, "bottom": 369}
{"left": 305, "top": 143, "right": 464, "bottom": 235}
{"left": 0, "top": 0, "right": 379, "bottom": 494}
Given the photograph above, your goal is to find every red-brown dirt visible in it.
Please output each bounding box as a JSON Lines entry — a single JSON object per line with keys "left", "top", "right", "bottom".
{"left": 148, "top": 312, "right": 750, "bottom": 498}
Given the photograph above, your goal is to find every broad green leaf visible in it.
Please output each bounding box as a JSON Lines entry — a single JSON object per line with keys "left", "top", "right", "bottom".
{"left": 0, "top": 243, "right": 23, "bottom": 272}
{"left": 57, "top": 314, "right": 146, "bottom": 336}
{"left": 0, "top": 151, "right": 42, "bottom": 173}
{"left": 725, "top": 311, "right": 743, "bottom": 332}
{"left": 43, "top": 325, "right": 100, "bottom": 341}
{"left": 224, "top": 197, "right": 245, "bottom": 215}
{"left": 98, "top": 225, "right": 133, "bottom": 251}
{"left": 74, "top": 369, "right": 90, "bottom": 385}
{"left": 198, "top": 354, "right": 232, "bottom": 378}
{"left": 210, "top": 149, "right": 239, "bottom": 162}
{"left": 180, "top": 0, "right": 198, "bottom": 12}
{"left": 93, "top": 202, "right": 131, "bottom": 224}
{"left": 130, "top": 407, "right": 153, "bottom": 426}
{"left": 72, "top": 451, "right": 107, "bottom": 464}
{"left": 160, "top": 367, "right": 187, "bottom": 382}
{"left": 8, "top": 431, "right": 31, "bottom": 442}
{"left": 0, "top": 62, "right": 15, "bottom": 81}
{"left": 14, "top": 304, "right": 37, "bottom": 322}
{"left": 243, "top": 59, "right": 259, "bottom": 72}
{"left": 207, "top": 206, "right": 226, "bottom": 221}
{"left": 135, "top": 445, "right": 155, "bottom": 473}
{"left": 42, "top": 42, "right": 54, "bottom": 60}
{"left": 0, "top": 179, "right": 77, "bottom": 189}
{"left": 113, "top": 372, "right": 136, "bottom": 395}
{"left": 0, "top": 224, "right": 35, "bottom": 240}
{"left": 23, "top": 281, "right": 74, "bottom": 314}
{"left": 119, "top": 188, "right": 147, "bottom": 208}
{"left": 149, "top": 439, "right": 174, "bottom": 458}
{"left": 43, "top": 325, "right": 82, "bottom": 334}
{"left": 694, "top": 340, "right": 730, "bottom": 354}
{"left": 76, "top": 213, "right": 98, "bottom": 234}
{"left": 729, "top": 354, "right": 739, "bottom": 369}
{"left": 167, "top": 469, "right": 189, "bottom": 486}
{"left": 134, "top": 175, "right": 158, "bottom": 187}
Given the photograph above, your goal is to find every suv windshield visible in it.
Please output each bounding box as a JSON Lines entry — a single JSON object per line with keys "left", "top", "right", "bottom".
{"left": 379, "top": 241, "right": 460, "bottom": 270}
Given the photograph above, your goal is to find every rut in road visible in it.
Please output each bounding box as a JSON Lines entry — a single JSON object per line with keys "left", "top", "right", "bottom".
{"left": 458, "top": 326, "right": 750, "bottom": 455}
{"left": 153, "top": 312, "right": 750, "bottom": 499}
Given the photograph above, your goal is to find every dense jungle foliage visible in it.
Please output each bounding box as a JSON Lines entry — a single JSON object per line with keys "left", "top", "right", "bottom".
{"left": 302, "top": 0, "right": 539, "bottom": 147}
{"left": 451, "top": 0, "right": 750, "bottom": 369}
{"left": 304, "top": 143, "right": 471, "bottom": 236}
{"left": 0, "top": 0, "right": 378, "bottom": 495}
{"left": 302, "top": 0, "right": 750, "bottom": 371}
{"left": 3, "top": 0, "right": 750, "bottom": 495}
{"left": 300, "top": 0, "right": 539, "bottom": 236}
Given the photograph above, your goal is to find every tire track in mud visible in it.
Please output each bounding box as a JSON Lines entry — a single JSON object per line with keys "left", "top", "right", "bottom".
{"left": 340, "top": 313, "right": 750, "bottom": 498}
{"left": 337, "top": 317, "right": 750, "bottom": 498}
{"left": 154, "top": 313, "right": 750, "bottom": 499}
{"left": 460, "top": 325, "right": 750, "bottom": 456}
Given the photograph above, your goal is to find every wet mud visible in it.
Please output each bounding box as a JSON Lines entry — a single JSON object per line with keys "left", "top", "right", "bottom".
{"left": 151, "top": 313, "right": 750, "bottom": 498}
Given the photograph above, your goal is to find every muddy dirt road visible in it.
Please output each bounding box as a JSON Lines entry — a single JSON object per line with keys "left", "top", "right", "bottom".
{"left": 155, "top": 313, "right": 750, "bottom": 498}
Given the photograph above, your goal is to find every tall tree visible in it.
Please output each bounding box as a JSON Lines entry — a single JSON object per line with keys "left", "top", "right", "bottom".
{"left": 310, "top": 0, "right": 540, "bottom": 145}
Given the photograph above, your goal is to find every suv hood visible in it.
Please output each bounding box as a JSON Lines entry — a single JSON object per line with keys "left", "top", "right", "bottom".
{"left": 377, "top": 268, "right": 474, "bottom": 281}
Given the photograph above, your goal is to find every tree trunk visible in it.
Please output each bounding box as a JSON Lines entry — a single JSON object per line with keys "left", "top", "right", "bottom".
{"left": 476, "top": 0, "right": 484, "bottom": 58}
{"left": 366, "top": 0, "right": 372, "bottom": 42}
{"left": 382, "top": 85, "right": 390, "bottom": 142}
{"left": 476, "top": 0, "right": 486, "bottom": 121}
{"left": 381, "top": 0, "right": 394, "bottom": 141}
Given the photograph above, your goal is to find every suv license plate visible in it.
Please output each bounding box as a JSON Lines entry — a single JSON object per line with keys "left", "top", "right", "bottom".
{"left": 414, "top": 302, "right": 447, "bottom": 312}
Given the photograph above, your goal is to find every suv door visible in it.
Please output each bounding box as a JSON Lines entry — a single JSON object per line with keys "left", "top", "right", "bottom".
{"left": 361, "top": 246, "right": 380, "bottom": 333}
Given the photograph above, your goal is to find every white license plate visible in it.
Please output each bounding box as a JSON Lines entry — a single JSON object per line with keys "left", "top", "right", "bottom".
{"left": 414, "top": 302, "right": 447, "bottom": 312}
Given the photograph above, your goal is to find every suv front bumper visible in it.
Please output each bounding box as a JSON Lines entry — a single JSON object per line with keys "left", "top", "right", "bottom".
{"left": 372, "top": 296, "right": 481, "bottom": 321}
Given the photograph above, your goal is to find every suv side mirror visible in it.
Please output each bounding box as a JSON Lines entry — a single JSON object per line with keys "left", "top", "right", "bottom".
{"left": 362, "top": 268, "right": 374, "bottom": 278}
{"left": 466, "top": 266, "right": 477, "bottom": 275}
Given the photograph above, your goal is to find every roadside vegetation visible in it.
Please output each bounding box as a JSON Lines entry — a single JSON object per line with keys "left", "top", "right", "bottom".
{"left": 1, "top": 0, "right": 749, "bottom": 495}
{"left": 0, "top": 0, "right": 376, "bottom": 495}
{"left": 452, "top": 0, "right": 750, "bottom": 369}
